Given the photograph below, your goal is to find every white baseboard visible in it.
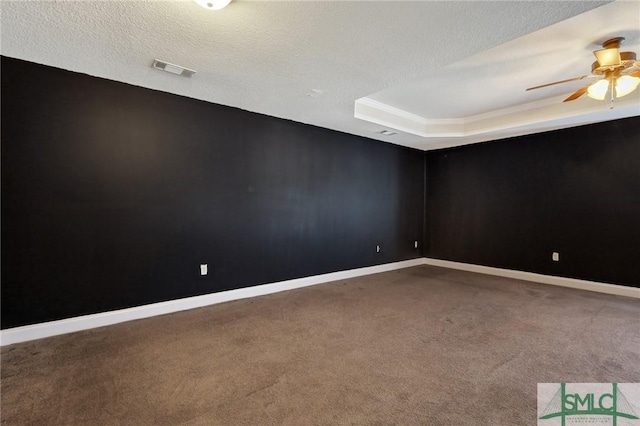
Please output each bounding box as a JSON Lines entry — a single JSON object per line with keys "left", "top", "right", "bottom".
{"left": 0, "top": 258, "right": 424, "bottom": 346}
{"left": 423, "top": 258, "right": 640, "bottom": 299}
{"left": 3, "top": 257, "right": 637, "bottom": 346}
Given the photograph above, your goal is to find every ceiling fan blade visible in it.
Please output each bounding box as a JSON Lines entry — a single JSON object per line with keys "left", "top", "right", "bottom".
{"left": 526, "top": 75, "right": 594, "bottom": 91}
{"left": 563, "top": 86, "right": 589, "bottom": 102}
{"left": 626, "top": 69, "right": 640, "bottom": 78}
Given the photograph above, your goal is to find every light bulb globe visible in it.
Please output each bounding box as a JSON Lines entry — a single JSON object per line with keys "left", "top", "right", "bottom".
{"left": 615, "top": 75, "right": 640, "bottom": 98}
{"left": 587, "top": 79, "right": 609, "bottom": 100}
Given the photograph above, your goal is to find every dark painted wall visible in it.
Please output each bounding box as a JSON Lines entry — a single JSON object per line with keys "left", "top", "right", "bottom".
{"left": 426, "top": 116, "right": 640, "bottom": 287}
{"left": 3, "top": 56, "right": 638, "bottom": 330}
{"left": 1, "top": 57, "right": 424, "bottom": 329}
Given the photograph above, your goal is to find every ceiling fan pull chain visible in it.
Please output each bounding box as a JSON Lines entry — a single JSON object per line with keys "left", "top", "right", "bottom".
{"left": 610, "top": 78, "right": 615, "bottom": 109}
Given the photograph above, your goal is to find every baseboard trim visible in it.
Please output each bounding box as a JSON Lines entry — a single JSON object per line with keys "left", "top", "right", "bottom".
{"left": 423, "top": 258, "right": 640, "bottom": 299}
{"left": 0, "top": 258, "right": 424, "bottom": 346}
{"left": 3, "top": 257, "right": 636, "bottom": 346}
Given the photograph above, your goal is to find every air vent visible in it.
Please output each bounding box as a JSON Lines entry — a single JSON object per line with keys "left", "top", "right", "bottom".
{"left": 152, "top": 59, "right": 196, "bottom": 78}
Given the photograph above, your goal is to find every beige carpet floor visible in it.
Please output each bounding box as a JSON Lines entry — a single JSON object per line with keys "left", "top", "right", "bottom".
{"left": 2, "top": 265, "right": 639, "bottom": 425}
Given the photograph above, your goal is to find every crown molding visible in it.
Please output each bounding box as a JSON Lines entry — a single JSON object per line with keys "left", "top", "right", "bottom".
{"left": 355, "top": 92, "right": 640, "bottom": 142}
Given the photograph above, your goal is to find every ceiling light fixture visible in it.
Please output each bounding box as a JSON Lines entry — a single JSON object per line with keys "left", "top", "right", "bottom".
{"left": 527, "top": 37, "right": 640, "bottom": 106}
{"left": 194, "top": 0, "right": 232, "bottom": 10}
{"left": 593, "top": 47, "right": 621, "bottom": 68}
{"left": 585, "top": 71, "right": 640, "bottom": 104}
{"left": 378, "top": 130, "right": 397, "bottom": 136}
{"left": 614, "top": 75, "right": 640, "bottom": 97}
{"left": 586, "top": 79, "right": 609, "bottom": 101}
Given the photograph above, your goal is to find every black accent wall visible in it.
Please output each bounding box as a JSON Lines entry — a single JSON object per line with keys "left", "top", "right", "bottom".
{"left": 426, "top": 116, "right": 640, "bottom": 287}
{"left": 2, "top": 57, "right": 639, "bottom": 330}
{"left": 1, "top": 57, "right": 424, "bottom": 329}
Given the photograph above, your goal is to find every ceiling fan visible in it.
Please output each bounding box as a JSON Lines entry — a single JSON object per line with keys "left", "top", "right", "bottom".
{"left": 526, "top": 37, "right": 640, "bottom": 104}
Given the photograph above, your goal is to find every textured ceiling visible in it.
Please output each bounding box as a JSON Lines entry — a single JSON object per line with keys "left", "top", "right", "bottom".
{"left": 1, "top": 0, "right": 626, "bottom": 150}
{"left": 358, "top": 0, "right": 640, "bottom": 149}
{"left": 371, "top": 1, "right": 640, "bottom": 120}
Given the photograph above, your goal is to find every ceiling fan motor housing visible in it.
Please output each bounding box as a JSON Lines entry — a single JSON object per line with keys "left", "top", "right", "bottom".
{"left": 592, "top": 51, "right": 637, "bottom": 74}
{"left": 591, "top": 37, "right": 638, "bottom": 73}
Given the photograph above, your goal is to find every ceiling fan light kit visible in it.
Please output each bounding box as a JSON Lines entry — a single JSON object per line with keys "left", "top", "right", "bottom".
{"left": 527, "top": 37, "right": 640, "bottom": 107}
{"left": 616, "top": 75, "right": 640, "bottom": 97}
{"left": 587, "top": 79, "right": 609, "bottom": 100}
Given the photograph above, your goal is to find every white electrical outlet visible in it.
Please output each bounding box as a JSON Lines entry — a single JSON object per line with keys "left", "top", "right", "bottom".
{"left": 200, "top": 264, "right": 208, "bottom": 275}
{"left": 552, "top": 252, "right": 559, "bottom": 262}
{"left": 376, "top": 245, "right": 380, "bottom": 253}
